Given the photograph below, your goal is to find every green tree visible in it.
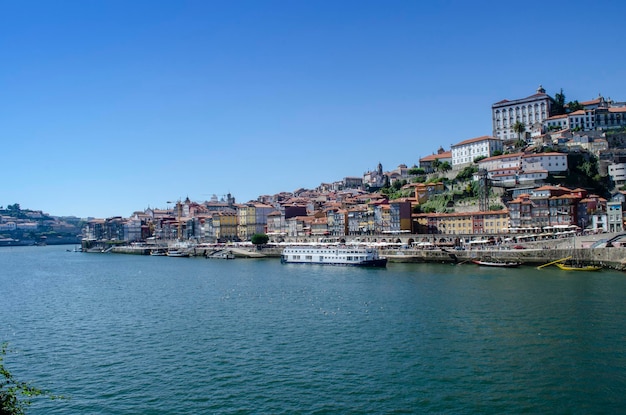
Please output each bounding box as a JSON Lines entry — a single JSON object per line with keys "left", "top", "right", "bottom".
{"left": 407, "top": 167, "right": 425, "bottom": 175}
{"left": 567, "top": 100, "right": 583, "bottom": 112}
{"left": 552, "top": 88, "right": 566, "bottom": 115}
{"left": 1, "top": 343, "right": 61, "bottom": 415}
{"left": 439, "top": 161, "right": 452, "bottom": 173}
{"left": 431, "top": 158, "right": 441, "bottom": 172}
{"left": 513, "top": 121, "right": 526, "bottom": 143}
{"left": 250, "top": 233, "right": 269, "bottom": 247}
{"left": 455, "top": 165, "right": 478, "bottom": 182}
{"left": 514, "top": 138, "right": 527, "bottom": 149}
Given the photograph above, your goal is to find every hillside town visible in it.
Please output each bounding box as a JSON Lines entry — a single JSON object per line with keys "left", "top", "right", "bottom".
{"left": 79, "top": 86, "right": 626, "bottom": 246}
{"left": 0, "top": 204, "right": 83, "bottom": 246}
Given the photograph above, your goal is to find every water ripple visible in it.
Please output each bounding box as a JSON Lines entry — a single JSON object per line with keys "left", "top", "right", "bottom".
{"left": 1, "top": 247, "right": 626, "bottom": 414}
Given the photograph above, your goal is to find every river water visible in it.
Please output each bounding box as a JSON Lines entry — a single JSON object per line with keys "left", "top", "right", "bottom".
{"left": 1, "top": 245, "right": 625, "bottom": 414}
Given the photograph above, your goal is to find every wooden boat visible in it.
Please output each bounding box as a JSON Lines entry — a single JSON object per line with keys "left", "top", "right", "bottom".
{"left": 472, "top": 259, "right": 521, "bottom": 268}
{"left": 554, "top": 263, "right": 601, "bottom": 271}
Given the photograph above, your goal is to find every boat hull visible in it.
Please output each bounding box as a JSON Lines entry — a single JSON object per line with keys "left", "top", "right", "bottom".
{"left": 472, "top": 260, "right": 520, "bottom": 268}
{"left": 555, "top": 263, "right": 601, "bottom": 271}
{"left": 281, "top": 257, "right": 387, "bottom": 267}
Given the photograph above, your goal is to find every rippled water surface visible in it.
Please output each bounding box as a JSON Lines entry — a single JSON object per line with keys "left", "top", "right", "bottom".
{"left": 2, "top": 245, "right": 626, "bottom": 414}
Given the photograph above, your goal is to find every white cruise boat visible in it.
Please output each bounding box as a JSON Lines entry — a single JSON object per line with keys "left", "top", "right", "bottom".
{"left": 280, "top": 245, "right": 387, "bottom": 267}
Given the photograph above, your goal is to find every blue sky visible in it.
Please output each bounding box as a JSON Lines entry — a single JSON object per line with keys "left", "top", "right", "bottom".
{"left": 2, "top": 0, "right": 625, "bottom": 218}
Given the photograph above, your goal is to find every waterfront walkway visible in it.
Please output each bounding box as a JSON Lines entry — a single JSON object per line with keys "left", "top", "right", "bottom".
{"left": 101, "top": 232, "right": 626, "bottom": 270}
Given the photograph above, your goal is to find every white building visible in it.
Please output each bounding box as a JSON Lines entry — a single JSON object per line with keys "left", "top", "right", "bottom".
{"left": 451, "top": 135, "right": 503, "bottom": 167}
{"left": 544, "top": 114, "right": 568, "bottom": 131}
{"left": 596, "top": 107, "right": 626, "bottom": 130}
{"left": 476, "top": 152, "right": 523, "bottom": 172}
{"left": 475, "top": 151, "right": 565, "bottom": 186}
{"left": 521, "top": 152, "right": 568, "bottom": 174}
{"left": 492, "top": 85, "right": 553, "bottom": 141}
{"left": 545, "top": 109, "right": 596, "bottom": 132}
{"left": 609, "top": 163, "right": 626, "bottom": 186}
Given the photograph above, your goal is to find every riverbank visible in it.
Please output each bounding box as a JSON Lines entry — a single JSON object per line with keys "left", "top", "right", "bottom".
{"left": 106, "top": 243, "right": 626, "bottom": 271}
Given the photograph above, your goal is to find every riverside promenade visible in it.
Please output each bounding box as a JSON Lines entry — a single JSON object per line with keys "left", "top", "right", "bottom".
{"left": 107, "top": 232, "right": 626, "bottom": 271}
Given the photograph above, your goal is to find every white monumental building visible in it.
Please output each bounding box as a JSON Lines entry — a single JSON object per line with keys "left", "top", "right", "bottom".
{"left": 492, "top": 85, "right": 553, "bottom": 141}
{"left": 451, "top": 135, "right": 503, "bottom": 167}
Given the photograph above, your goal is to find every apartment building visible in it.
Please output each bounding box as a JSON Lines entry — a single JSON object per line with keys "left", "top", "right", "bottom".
{"left": 415, "top": 210, "right": 509, "bottom": 235}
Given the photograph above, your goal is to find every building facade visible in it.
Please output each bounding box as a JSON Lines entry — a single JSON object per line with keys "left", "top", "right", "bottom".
{"left": 451, "top": 136, "right": 504, "bottom": 167}
{"left": 492, "top": 85, "right": 553, "bottom": 140}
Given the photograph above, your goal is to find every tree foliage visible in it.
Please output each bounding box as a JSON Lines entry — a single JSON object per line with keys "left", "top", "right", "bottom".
{"left": 407, "top": 167, "right": 425, "bottom": 175}
{"left": 250, "top": 233, "right": 269, "bottom": 246}
{"left": 439, "top": 161, "right": 451, "bottom": 173}
{"left": 455, "top": 166, "right": 478, "bottom": 182}
{"left": 567, "top": 100, "right": 583, "bottom": 112}
{"left": 552, "top": 88, "right": 566, "bottom": 115}
{"left": 546, "top": 153, "right": 611, "bottom": 197}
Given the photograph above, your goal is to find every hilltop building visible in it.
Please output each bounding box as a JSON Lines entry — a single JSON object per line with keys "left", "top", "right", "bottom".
{"left": 492, "top": 85, "right": 553, "bottom": 141}
{"left": 544, "top": 94, "right": 626, "bottom": 132}
{"left": 451, "top": 136, "right": 503, "bottom": 167}
{"left": 419, "top": 147, "right": 452, "bottom": 173}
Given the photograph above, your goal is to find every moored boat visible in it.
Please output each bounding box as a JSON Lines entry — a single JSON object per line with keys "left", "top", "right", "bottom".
{"left": 281, "top": 245, "right": 387, "bottom": 267}
{"left": 555, "top": 263, "right": 601, "bottom": 271}
{"left": 166, "top": 249, "right": 190, "bottom": 257}
{"left": 472, "top": 259, "right": 521, "bottom": 268}
{"left": 207, "top": 249, "right": 235, "bottom": 259}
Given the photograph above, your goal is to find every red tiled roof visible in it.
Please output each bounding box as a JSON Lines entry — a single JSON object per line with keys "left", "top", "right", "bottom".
{"left": 580, "top": 98, "right": 602, "bottom": 106}
{"left": 521, "top": 152, "right": 566, "bottom": 158}
{"left": 420, "top": 151, "right": 452, "bottom": 162}
{"left": 546, "top": 114, "right": 568, "bottom": 120}
{"left": 568, "top": 110, "right": 585, "bottom": 116}
{"left": 478, "top": 152, "right": 524, "bottom": 163}
{"left": 452, "top": 135, "right": 499, "bottom": 147}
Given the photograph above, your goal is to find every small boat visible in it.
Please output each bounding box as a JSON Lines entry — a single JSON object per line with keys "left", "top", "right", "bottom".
{"left": 555, "top": 263, "right": 601, "bottom": 271}
{"left": 472, "top": 259, "right": 521, "bottom": 268}
{"left": 281, "top": 245, "right": 387, "bottom": 267}
{"left": 207, "top": 250, "right": 235, "bottom": 259}
{"left": 150, "top": 249, "right": 167, "bottom": 256}
{"left": 166, "top": 249, "right": 189, "bottom": 257}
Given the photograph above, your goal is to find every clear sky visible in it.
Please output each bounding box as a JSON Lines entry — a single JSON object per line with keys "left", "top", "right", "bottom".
{"left": 2, "top": 0, "right": 625, "bottom": 218}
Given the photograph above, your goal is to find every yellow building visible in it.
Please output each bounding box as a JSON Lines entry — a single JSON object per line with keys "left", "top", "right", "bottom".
{"left": 416, "top": 210, "right": 509, "bottom": 235}
{"left": 214, "top": 211, "right": 238, "bottom": 242}
{"left": 237, "top": 204, "right": 256, "bottom": 241}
